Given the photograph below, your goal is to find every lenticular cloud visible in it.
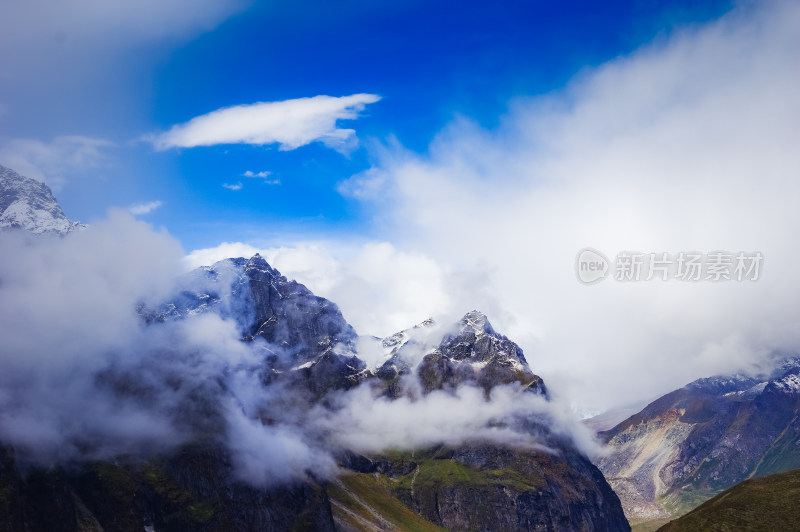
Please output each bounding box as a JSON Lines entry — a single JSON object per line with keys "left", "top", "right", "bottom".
{"left": 149, "top": 94, "right": 381, "bottom": 151}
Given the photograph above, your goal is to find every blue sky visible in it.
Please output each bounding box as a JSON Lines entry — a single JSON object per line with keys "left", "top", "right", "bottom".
{"left": 1, "top": 0, "right": 732, "bottom": 250}
{"left": 3, "top": 0, "right": 799, "bottom": 410}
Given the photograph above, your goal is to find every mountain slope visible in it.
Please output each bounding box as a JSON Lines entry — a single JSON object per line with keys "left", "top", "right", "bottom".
{"left": 342, "top": 444, "right": 627, "bottom": 532}
{"left": 657, "top": 468, "right": 800, "bottom": 532}
{"left": 153, "top": 260, "right": 630, "bottom": 529}
{"left": 0, "top": 444, "right": 337, "bottom": 531}
{"left": 0, "top": 165, "right": 84, "bottom": 235}
{"left": 597, "top": 359, "right": 800, "bottom": 524}
{"left": 0, "top": 296, "right": 631, "bottom": 530}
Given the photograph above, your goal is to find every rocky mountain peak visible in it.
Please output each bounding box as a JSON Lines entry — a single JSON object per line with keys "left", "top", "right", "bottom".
{"left": 439, "top": 310, "right": 526, "bottom": 365}
{"left": 244, "top": 252, "right": 278, "bottom": 276}
{"left": 458, "top": 309, "right": 496, "bottom": 336}
{"left": 0, "top": 164, "right": 84, "bottom": 235}
{"left": 416, "top": 310, "right": 544, "bottom": 395}
{"left": 242, "top": 254, "right": 357, "bottom": 360}
{"left": 144, "top": 253, "right": 361, "bottom": 384}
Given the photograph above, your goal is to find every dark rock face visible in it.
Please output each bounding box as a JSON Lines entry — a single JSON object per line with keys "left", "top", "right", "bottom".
{"left": 0, "top": 165, "right": 84, "bottom": 235}
{"left": 143, "top": 254, "right": 358, "bottom": 365}
{"left": 339, "top": 311, "right": 628, "bottom": 531}
{"left": 0, "top": 444, "right": 336, "bottom": 532}
{"left": 140, "top": 254, "right": 366, "bottom": 395}
{"left": 243, "top": 255, "right": 358, "bottom": 365}
{"left": 345, "top": 444, "right": 630, "bottom": 532}
{"left": 598, "top": 358, "right": 800, "bottom": 521}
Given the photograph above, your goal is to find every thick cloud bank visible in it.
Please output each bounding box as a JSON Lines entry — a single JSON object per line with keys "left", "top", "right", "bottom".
{"left": 0, "top": 214, "right": 593, "bottom": 485}
{"left": 190, "top": 1, "right": 800, "bottom": 413}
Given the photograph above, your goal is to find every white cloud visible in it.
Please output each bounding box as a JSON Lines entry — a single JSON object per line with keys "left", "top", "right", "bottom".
{"left": 173, "top": 1, "right": 800, "bottom": 417}
{"left": 314, "top": 382, "right": 602, "bottom": 459}
{"left": 244, "top": 170, "right": 270, "bottom": 178}
{"left": 0, "top": 136, "right": 114, "bottom": 189}
{"left": 184, "top": 240, "right": 505, "bottom": 337}
{"left": 222, "top": 181, "right": 243, "bottom": 191}
{"left": 0, "top": 216, "right": 596, "bottom": 480}
{"left": 0, "top": 214, "right": 339, "bottom": 478}
{"left": 0, "top": 212, "right": 185, "bottom": 460}
{"left": 184, "top": 241, "right": 264, "bottom": 269}
{"left": 226, "top": 400, "right": 338, "bottom": 486}
{"left": 244, "top": 170, "right": 280, "bottom": 185}
{"left": 128, "top": 200, "right": 163, "bottom": 215}
{"left": 336, "top": 1, "right": 800, "bottom": 411}
{"left": 148, "top": 94, "right": 381, "bottom": 152}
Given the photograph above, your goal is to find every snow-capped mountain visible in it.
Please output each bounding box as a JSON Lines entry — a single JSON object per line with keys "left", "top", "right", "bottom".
{"left": 0, "top": 184, "right": 629, "bottom": 531}
{"left": 416, "top": 309, "right": 545, "bottom": 395}
{"left": 142, "top": 257, "right": 628, "bottom": 531}
{"left": 0, "top": 164, "right": 84, "bottom": 235}
{"left": 597, "top": 357, "right": 800, "bottom": 524}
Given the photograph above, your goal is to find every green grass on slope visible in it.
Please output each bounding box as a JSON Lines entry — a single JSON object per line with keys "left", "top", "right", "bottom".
{"left": 657, "top": 468, "right": 800, "bottom": 532}
{"left": 630, "top": 518, "right": 673, "bottom": 532}
{"left": 327, "top": 472, "right": 446, "bottom": 532}
{"left": 395, "top": 456, "right": 539, "bottom": 493}
{"left": 328, "top": 447, "right": 551, "bottom": 531}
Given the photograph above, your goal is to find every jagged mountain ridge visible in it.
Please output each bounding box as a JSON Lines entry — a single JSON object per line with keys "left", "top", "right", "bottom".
{"left": 0, "top": 164, "right": 84, "bottom": 235}
{"left": 140, "top": 254, "right": 628, "bottom": 531}
{"left": 145, "top": 257, "right": 544, "bottom": 402}
{"left": 597, "top": 357, "right": 800, "bottom": 524}
{"left": 142, "top": 253, "right": 367, "bottom": 397}
{"left": 417, "top": 310, "right": 545, "bottom": 395}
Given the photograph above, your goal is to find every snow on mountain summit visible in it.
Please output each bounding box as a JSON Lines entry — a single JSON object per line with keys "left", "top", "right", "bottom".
{"left": 0, "top": 164, "right": 84, "bottom": 235}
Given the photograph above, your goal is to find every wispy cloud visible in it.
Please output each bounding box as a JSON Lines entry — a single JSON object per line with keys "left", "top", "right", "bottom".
{"left": 128, "top": 201, "right": 164, "bottom": 216}
{"left": 147, "top": 94, "right": 381, "bottom": 152}
{"left": 244, "top": 170, "right": 280, "bottom": 185}
{"left": 243, "top": 170, "right": 270, "bottom": 178}
{"left": 222, "top": 182, "right": 243, "bottom": 191}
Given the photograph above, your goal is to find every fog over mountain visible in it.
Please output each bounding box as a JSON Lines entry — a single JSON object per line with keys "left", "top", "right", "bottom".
{"left": 0, "top": 168, "right": 632, "bottom": 528}
{"left": 0, "top": 166, "right": 599, "bottom": 485}
{"left": 186, "top": 1, "right": 800, "bottom": 415}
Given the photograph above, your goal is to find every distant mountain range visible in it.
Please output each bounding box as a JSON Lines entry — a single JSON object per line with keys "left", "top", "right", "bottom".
{"left": 0, "top": 165, "right": 629, "bottom": 531}
{"left": 596, "top": 357, "right": 800, "bottom": 527}
{"left": 0, "top": 164, "right": 84, "bottom": 235}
